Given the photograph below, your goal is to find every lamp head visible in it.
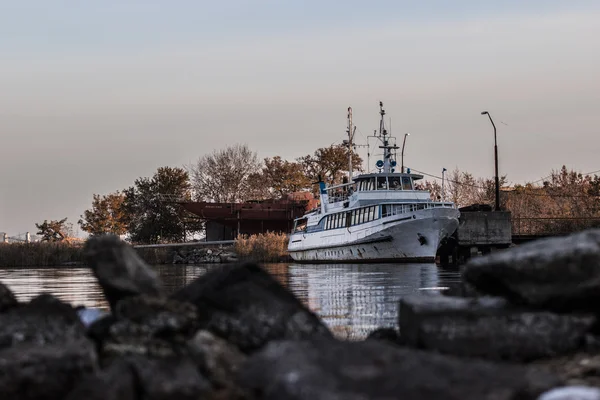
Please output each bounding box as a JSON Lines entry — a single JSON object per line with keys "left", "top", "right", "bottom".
{"left": 481, "top": 111, "right": 489, "bottom": 115}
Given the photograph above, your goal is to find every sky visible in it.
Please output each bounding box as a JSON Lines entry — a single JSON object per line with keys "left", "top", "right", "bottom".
{"left": 1, "top": 1, "right": 599, "bottom": 236}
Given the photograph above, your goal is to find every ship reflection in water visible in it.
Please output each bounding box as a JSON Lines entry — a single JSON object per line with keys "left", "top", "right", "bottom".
{"left": 0, "top": 263, "right": 460, "bottom": 340}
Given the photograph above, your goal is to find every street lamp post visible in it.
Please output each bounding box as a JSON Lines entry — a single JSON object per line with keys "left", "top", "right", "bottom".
{"left": 401, "top": 133, "right": 410, "bottom": 173}
{"left": 481, "top": 111, "right": 500, "bottom": 211}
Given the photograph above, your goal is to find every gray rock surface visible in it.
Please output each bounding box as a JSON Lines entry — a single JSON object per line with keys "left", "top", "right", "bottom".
{"left": 66, "top": 355, "right": 211, "bottom": 400}
{"left": 237, "top": 338, "right": 561, "bottom": 400}
{"left": 84, "top": 235, "right": 163, "bottom": 311}
{"left": 0, "top": 281, "right": 17, "bottom": 312}
{"left": 0, "top": 293, "right": 88, "bottom": 349}
{"left": 462, "top": 229, "right": 600, "bottom": 311}
{"left": 187, "top": 330, "right": 247, "bottom": 396}
{"left": 171, "top": 263, "right": 332, "bottom": 353}
{"left": 91, "top": 296, "right": 199, "bottom": 361}
{"left": 399, "top": 294, "right": 596, "bottom": 361}
{"left": 0, "top": 340, "right": 97, "bottom": 400}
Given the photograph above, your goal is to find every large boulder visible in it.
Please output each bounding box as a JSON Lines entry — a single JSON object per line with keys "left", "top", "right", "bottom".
{"left": 89, "top": 295, "right": 199, "bottom": 361}
{"left": 66, "top": 355, "right": 211, "bottom": 400}
{"left": 187, "top": 330, "right": 247, "bottom": 397}
{"left": 462, "top": 229, "right": 600, "bottom": 312}
{"left": 236, "top": 338, "right": 561, "bottom": 400}
{"left": 0, "top": 293, "right": 88, "bottom": 349}
{"left": 84, "top": 235, "right": 163, "bottom": 311}
{"left": 0, "top": 340, "right": 97, "bottom": 400}
{"left": 170, "top": 263, "right": 331, "bottom": 353}
{"left": 0, "top": 281, "right": 17, "bottom": 312}
{"left": 399, "top": 294, "right": 596, "bottom": 361}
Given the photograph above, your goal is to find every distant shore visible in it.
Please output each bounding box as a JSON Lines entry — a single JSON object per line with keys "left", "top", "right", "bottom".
{"left": 0, "top": 232, "right": 291, "bottom": 267}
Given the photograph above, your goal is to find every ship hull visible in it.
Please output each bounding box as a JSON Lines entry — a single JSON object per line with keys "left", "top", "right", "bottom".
{"left": 288, "top": 208, "right": 459, "bottom": 263}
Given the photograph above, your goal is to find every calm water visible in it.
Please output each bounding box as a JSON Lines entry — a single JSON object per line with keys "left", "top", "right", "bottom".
{"left": 0, "top": 263, "right": 460, "bottom": 340}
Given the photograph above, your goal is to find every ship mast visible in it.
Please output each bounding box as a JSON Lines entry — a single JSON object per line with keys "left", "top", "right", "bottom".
{"left": 377, "top": 102, "right": 398, "bottom": 173}
{"left": 345, "top": 107, "right": 356, "bottom": 181}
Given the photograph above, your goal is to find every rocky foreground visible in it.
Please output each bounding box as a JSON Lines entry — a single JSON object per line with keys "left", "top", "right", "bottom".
{"left": 3, "top": 232, "right": 600, "bottom": 399}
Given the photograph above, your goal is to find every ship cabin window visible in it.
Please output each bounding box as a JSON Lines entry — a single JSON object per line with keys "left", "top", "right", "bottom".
{"left": 377, "top": 177, "right": 388, "bottom": 190}
{"left": 389, "top": 177, "right": 402, "bottom": 190}
{"left": 346, "top": 205, "right": 380, "bottom": 227}
{"left": 402, "top": 176, "right": 413, "bottom": 190}
{"left": 293, "top": 218, "right": 308, "bottom": 233}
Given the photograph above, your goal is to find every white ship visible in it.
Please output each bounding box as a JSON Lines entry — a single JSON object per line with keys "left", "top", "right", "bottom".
{"left": 287, "top": 102, "right": 460, "bottom": 263}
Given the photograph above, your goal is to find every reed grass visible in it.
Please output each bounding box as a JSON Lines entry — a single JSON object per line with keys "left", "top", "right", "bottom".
{"left": 0, "top": 242, "right": 85, "bottom": 267}
{"left": 234, "top": 231, "right": 291, "bottom": 262}
{"left": 0, "top": 241, "right": 171, "bottom": 267}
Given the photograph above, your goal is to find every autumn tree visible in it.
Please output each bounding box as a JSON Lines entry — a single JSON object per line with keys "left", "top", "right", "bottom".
{"left": 78, "top": 192, "right": 129, "bottom": 236}
{"left": 36, "top": 218, "right": 69, "bottom": 242}
{"left": 123, "top": 166, "right": 200, "bottom": 244}
{"left": 262, "top": 156, "right": 311, "bottom": 197}
{"left": 297, "top": 144, "right": 363, "bottom": 186}
{"left": 189, "top": 144, "right": 265, "bottom": 202}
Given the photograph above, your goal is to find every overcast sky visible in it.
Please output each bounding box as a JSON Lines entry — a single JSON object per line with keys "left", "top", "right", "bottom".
{"left": 1, "top": 1, "right": 599, "bottom": 236}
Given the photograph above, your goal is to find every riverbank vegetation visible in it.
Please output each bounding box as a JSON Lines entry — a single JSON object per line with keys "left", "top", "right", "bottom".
{"left": 235, "top": 232, "right": 290, "bottom": 262}
{"left": 0, "top": 242, "right": 84, "bottom": 268}
{"left": 21, "top": 141, "right": 600, "bottom": 248}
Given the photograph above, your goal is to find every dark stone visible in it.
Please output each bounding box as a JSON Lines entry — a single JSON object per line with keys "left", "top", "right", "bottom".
{"left": 65, "top": 359, "right": 137, "bottom": 400}
{"left": 399, "top": 294, "right": 596, "bottom": 362}
{"left": 236, "top": 338, "right": 561, "bottom": 400}
{"left": 91, "top": 296, "right": 200, "bottom": 362}
{"left": 187, "top": 330, "right": 247, "bottom": 396}
{"left": 66, "top": 355, "right": 211, "bottom": 400}
{"left": 171, "top": 263, "right": 331, "bottom": 353}
{"left": 84, "top": 235, "right": 163, "bottom": 311}
{"left": 128, "top": 355, "right": 212, "bottom": 400}
{"left": 365, "top": 328, "right": 403, "bottom": 346}
{"left": 462, "top": 229, "right": 600, "bottom": 312}
{"left": 0, "top": 293, "right": 87, "bottom": 349}
{"left": 115, "top": 295, "right": 199, "bottom": 338}
{"left": 0, "top": 340, "right": 97, "bottom": 400}
{"left": 0, "top": 281, "right": 17, "bottom": 312}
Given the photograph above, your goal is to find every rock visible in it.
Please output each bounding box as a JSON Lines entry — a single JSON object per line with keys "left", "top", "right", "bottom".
{"left": 0, "top": 281, "right": 17, "bottom": 312}
{"left": 0, "top": 293, "right": 88, "bottom": 349}
{"left": 462, "top": 229, "right": 600, "bottom": 312}
{"left": 114, "top": 295, "right": 199, "bottom": 338}
{"left": 84, "top": 235, "right": 163, "bottom": 311}
{"left": 365, "top": 328, "right": 403, "bottom": 346}
{"left": 538, "top": 386, "right": 600, "bottom": 400}
{"left": 531, "top": 352, "right": 600, "bottom": 387}
{"left": 236, "top": 338, "right": 561, "bottom": 400}
{"left": 128, "top": 355, "right": 212, "bottom": 400}
{"left": 92, "top": 296, "right": 199, "bottom": 361}
{"left": 187, "top": 330, "right": 247, "bottom": 395}
{"left": 66, "top": 355, "right": 211, "bottom": 400}
{"left": 172, "top": 253, "right": 184, "bottom": 264}
{"left": 171, "top": 263, "right": 332, "bottom": 353}
{"left": 65, "top": 359, "right": 137, "bottom": 400}
{"left": 0, "top": 340, "right": 97, "bottom": 400}
{"left": 399, "top": 294, "right": 596, "bottom": 362}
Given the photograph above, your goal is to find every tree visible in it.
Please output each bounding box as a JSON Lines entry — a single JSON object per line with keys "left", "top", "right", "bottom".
{"left": 188, "top": 144, "right": 264, "bottom": 203}
{"left": 78, "top": 192, "right": 129, "bottom": 236}
{"left": 36, "top": 218, "right": 69, "bottom": 242}
{"left": 123, "top": 166, "right": 200, "bottom": 244}
{"left": 262, "top": 156, "right": 311, "bottom": 197}
{"left": 297, "top": 144, "right": 363, "bottom": 186}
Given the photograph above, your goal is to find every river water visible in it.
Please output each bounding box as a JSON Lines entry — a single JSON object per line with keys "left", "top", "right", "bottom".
{"left": 0, "top": 263, "right": 461, "bottom": 340}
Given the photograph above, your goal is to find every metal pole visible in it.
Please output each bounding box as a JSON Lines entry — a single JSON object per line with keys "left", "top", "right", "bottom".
{"left": 481, "top": 111, "right": 500, "bottom": 211}
{"left": 401, "top": 133, "right": 409, "bottom": 173}
{"left": 441, "top": 168, "right": 446, "bottom": 201}
{"left": 347, "top": 107, "right": 353, "bottom": 181}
